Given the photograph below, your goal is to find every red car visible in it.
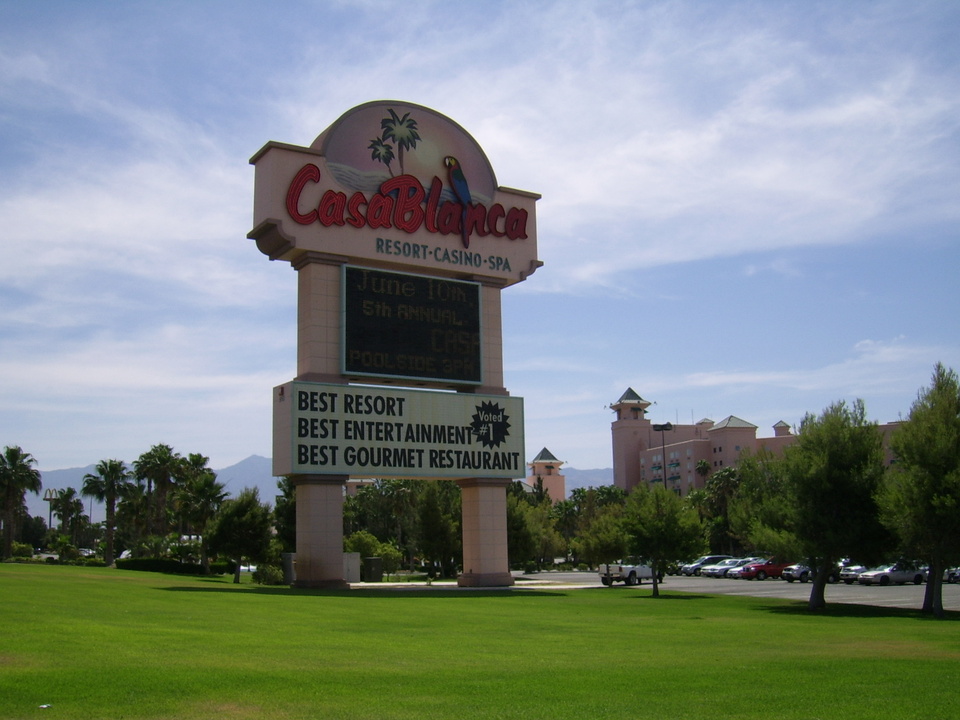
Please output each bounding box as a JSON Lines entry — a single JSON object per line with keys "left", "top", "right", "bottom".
{"left": 738, "top": 558, "right": 793, "bottom": 581}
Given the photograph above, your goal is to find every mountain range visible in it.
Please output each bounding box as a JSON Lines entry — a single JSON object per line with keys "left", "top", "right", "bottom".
{"left": 27, "top": 456, "right": 613, "bottom": 524}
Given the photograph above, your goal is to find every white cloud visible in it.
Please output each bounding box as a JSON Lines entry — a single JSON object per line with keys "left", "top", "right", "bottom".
{"left": 1, "top": 0, "right": 957, "bottom": 476}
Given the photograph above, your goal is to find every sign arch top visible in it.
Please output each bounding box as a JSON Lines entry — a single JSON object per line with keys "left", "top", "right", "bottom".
{"left": 313, "top": 101, "right": 499, "bottom": 203}
{"left": 250, "top": 100, "right": 541, "bottom": 286}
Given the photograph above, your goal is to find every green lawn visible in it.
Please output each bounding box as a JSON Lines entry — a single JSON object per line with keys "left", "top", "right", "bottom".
{"left": 1, "top": 564, "right": 958, "bottom": 720}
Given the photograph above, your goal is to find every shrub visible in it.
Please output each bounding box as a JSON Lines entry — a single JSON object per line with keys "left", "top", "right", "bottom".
{"left": 252, "top": 564, "right": 285, "bottom": 585}
{"left": 11, "top": 542, "right": 33, "bottom": 558}
{"left": 211, "top": 560, "right": 234, "bottom": 576}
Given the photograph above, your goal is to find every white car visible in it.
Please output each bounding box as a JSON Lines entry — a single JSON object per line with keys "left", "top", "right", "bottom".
{"left": 680, "top": 555, "right": 732, "bottom": 576}
{"left": 839, "top": 565, "right": 865, "bottom": 584}
{"left": 702, "top": 557, "right": 762, "bottom": 578}
{"left": 858, "top": 564, "right": 925, "bottom": 586}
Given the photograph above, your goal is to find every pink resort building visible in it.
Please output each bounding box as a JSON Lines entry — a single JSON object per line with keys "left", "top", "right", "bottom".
{"left": 524, "top": 447, "right": 567, "bottom": 503}
{"left": 610, "top": 387, "right": 899, "bottom": 496}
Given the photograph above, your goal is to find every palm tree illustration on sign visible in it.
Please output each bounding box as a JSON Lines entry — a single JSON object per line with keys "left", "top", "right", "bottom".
{"left": 369, "top": 109, "right": 421, "bottom": 177}
{"left": 367, "top": 136, "right": 395, "bottom": 175}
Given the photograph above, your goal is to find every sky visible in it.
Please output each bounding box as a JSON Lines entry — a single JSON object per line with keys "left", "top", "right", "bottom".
{"left": 2, "top": 0, "right": 958, "bottom": 475}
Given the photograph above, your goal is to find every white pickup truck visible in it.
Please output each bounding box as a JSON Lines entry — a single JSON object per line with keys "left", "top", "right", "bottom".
{"left": 598, "top": 561, "right": 654, "bottom": 586}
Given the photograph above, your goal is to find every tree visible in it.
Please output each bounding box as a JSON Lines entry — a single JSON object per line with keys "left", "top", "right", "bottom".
{"left": 703, "top": 467, "right": 741, "bottom": 554}
{"left": 522, "top": 501, "right": 564, "bottom": 570}
{"left": 879, "top": 363, "right": 960, "bottom": 618}
{"left": 550, "top": 499, "right": 578, "bottom": 558}
{"left": 419, "top": 482, "right": 461, "bottom": 578}
{"left": 728, "top": 450, "right": 800, "bottom": 560}
{"left": 1, "top": 446, "right": 42, "bottom": 559}
{"left": 115, "top": 477, "right": 149, "bottom": 557}
{"left": 695, "top": 459, "right": 711, "bottom": 486}
{"left": 274, "top": 476, "right": 296, "bottom": 553}
{"left": 347, "top": 479, "right": 425, "bottom": 568}
{"left": 506, "top": 493, "right": 536, "bottom": 568}
{"left": 625, "top": 484, "right": 704, "bottom": 597}
{"left": 571, "top": 504, "right": 628, "bottom": 569}
{"left": 82, "top": 459, "right": 132, "bottom": 565}
{"left": 174, "top": 454, "right": 227, "bottom": 573}
{"left": 18, "top": 514, "right": 47, "bottom": 550}
{"left": 134, "top": 444, "right": 181, "bottom": 537}
{"left": 780, "top": 400, "right": 890, "bottom": 611}
{"left": 52, "top": 487, "right": 86, "bottom": 546}
{"left": 207, "top": 488, "right": 273, "bottom": 583}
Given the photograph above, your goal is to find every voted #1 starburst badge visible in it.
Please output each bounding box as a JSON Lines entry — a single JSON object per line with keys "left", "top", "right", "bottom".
{"left": 470, "top": 401, "right": 511, "bottom": 448}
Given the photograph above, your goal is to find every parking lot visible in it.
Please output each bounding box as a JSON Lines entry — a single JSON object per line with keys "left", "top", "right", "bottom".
{"left": 519, "top": 571, "right": 960, "bottom": 611}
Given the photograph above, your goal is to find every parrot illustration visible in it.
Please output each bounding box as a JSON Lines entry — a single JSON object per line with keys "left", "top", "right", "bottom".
{"left": 444, "top": 155, "right": 472, "bottom": 248}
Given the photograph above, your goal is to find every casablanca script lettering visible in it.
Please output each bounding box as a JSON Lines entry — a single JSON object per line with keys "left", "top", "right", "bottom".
{"left": 285, "top": 163, "right": 529, "bottom": 248}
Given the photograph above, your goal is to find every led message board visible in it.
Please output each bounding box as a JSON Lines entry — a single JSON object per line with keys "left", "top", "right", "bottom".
{"left": 342, "top": 266, "right": 481, "bottom": 385}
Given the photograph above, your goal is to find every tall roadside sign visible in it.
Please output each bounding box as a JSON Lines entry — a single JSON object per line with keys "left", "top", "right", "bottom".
{"left": 250, "top": 101, "right": 540, "bottom": 587}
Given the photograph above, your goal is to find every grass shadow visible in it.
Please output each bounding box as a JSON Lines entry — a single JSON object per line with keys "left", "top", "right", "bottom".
{"left": 628, "top": 592, "right": 718, "bottom": 601}
{"left": 157, "top": 584, "right": 574, "bottom": 599}
{"left": 759, "top": 600, "right": 960, "bottom": 621}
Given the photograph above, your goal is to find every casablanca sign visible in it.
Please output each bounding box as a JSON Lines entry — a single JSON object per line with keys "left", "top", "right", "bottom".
{"left": 250, "top": 101, "right": 539, "bottom": 588}
{"left": 249, "top": 101, "right": 541, "bottom": 286}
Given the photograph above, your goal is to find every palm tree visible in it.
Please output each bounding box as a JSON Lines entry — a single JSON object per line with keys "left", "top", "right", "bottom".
{"left": 116, "top": 477, "right": 149, "bottom": 557}
{"left": 380, "top": 109, "right": 420, "bottom": 174}
{"left": 82, "top": 459, "right": 132, "bottom": 565}
{"left": 695, "top": 459, "right": 711, "bottom": 487}
{"left": 52, "top": 487, "right": 85, "bottom": 546}
{"left": 175, "top": 453, "right": 227, "bottom": 572}
{"left": 1, "top": 445, "right": 42, "bottom": 558}
{"left": 134, "top": 444, "right": 181, "bottom": 538}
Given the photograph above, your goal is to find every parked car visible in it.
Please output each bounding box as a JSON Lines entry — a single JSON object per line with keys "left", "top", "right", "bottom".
{"left": 782, "top": 563, "right": 810, "bottom": 583}
{"left": 598, "top": 560, "right": 654, "bottom": 586}
{"left": 858, "top": 563, "right": 925, "bottom": 586}
{"left": 702, "top": 557, "right": 763, "bottom": 578}
{"left": 739, "top": 558, "right": 793, "bottom": 581}
{"left": 727, "top": 564, "right": 746, "bottom": 579}
{"left": 783, "top": 563, "right": 841, "bottom": 583}
{"left": 840, "top": 565, "right": 866, "bottom": 584}
{"left": 680, "top": 555, "right": 732, "bottom": 576}
{"left": 700, "top": 558, "right": 742, "bottom": 578}
{"left": 946, "top": 568, "right": 960, "bottom": 584}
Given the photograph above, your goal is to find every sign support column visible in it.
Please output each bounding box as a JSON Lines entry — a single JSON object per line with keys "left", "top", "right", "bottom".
{"left": 294, "top": 254, "right": 348, "bottom": 588}
{"left": 292, "top": 474, "right": 349, "bottom": 589}
{"left": 457, "top": 477, "right": 514, "bottom": 587}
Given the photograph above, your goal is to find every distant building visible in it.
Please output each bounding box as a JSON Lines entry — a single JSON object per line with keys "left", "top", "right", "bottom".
{"left": 524, "top": 447, "right": 566, "bottom": 503}
{"left": 611, "top": 387, "right": 899, "bottom": 496}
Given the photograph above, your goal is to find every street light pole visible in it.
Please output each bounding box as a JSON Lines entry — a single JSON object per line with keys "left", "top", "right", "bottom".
{"left": 652, "top": 422, "right": 673, "bottom": 489}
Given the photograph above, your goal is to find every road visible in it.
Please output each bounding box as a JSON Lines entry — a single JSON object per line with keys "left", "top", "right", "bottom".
{"left": 515, "top": 571, "right": 960, "bottom": 611}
